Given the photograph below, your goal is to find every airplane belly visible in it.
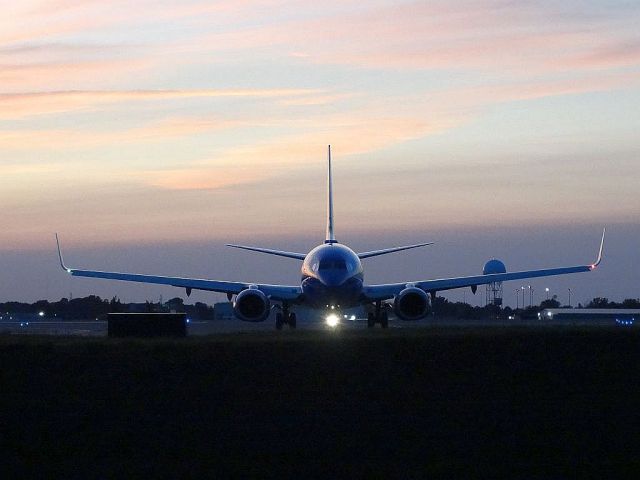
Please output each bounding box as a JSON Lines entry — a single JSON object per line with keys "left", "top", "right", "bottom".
{"left": 301, "top": 276, "right": 363, "bottom": 309}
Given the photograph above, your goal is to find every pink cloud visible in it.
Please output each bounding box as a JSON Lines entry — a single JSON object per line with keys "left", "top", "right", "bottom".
{"left": 0, "top": 117, "right": 239, "bottom": 150}
{"left": 196, "top": 1, "right": 640, "bottom": 75}
{"left": 0, "top": 88, "right": 323, "bottom": 119}
{"left": 138, "top": 113, "right": 464, "bottom": 191}
{"left": 563, "top": 41, "right": 640, "bottom": 70}
{"left": 451, "top": 71, "right": 640, "bottom": 106}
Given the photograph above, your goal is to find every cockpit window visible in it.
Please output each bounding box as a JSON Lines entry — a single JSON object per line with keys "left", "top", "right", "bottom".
{"left": 319, "top": 259, "right": 347, "bottom": 270}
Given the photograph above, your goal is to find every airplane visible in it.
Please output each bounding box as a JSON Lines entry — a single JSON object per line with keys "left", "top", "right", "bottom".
{"left": 56, "top": 146, "right": 605, "bottom": 329}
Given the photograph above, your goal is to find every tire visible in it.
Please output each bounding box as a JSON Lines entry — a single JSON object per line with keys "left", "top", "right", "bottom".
{"left": 289, "top": 313, "right": 297, "bottom": 329}
{"left": 380, "top": 311, "right": 389, "bottom": 329}
{"left": 367, "top": 312, "right": 375, "bottom": 328}
{"left": 275, "top": 313, "right": 284, "bottom": 330}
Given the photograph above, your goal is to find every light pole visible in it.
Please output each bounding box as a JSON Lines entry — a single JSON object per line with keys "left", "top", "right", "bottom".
{"left": 521, "top": 286, "right": 525, "bottom": 309}
{"left": 515, "top": 289, "right": 519, "bottom": 309}
{"left": 568, "top": 288, "right": 572, "bottom": 308}
{"left": 545, "top": 287, "right": 550, "bottom": 301}
{"left": 528, "top": 285, "right": 532, "bottom": 308}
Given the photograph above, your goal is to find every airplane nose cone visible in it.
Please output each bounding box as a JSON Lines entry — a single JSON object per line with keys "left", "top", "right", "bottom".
{"left": 318, "top": 271, "right": 350, "bottom": 287}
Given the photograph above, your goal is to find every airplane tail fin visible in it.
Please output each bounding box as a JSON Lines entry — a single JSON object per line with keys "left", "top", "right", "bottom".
{"left": 325, "top": 145, "right": 337, "bottom": 244}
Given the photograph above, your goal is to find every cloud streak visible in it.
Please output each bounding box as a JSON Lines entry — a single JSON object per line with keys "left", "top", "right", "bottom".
{"left": 138, "top": 113, "right": 464, "bottom": 190}
{"left": 0, "top": 88, "right": 324, "bottom": 119}
{"left": 188, "top": 0, "right": 640, "bottom": 79}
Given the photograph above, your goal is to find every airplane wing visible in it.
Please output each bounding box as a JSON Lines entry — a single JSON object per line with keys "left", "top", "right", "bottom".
{"left": 56, "top": 235, "right": 302, "bottom": 301}
{"left": 363, "top": 229, "right": 605, "bottom": 301}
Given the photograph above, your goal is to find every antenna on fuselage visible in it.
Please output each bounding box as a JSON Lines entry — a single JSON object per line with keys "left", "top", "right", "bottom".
{"left": 325, "top": 145, "right": 337, "bottom": 244}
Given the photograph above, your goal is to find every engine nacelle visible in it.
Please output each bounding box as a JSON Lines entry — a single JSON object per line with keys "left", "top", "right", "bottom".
{"left": 394, "top": 287, "right": 430, "bottom": 321}
{"left": 233, "top": 288, "right": 271, "bottom": 322}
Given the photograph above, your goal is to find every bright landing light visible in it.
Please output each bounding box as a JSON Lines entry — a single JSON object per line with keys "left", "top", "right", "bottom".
{"left": 325, "top": 313, "right": 340, "bottom": 328}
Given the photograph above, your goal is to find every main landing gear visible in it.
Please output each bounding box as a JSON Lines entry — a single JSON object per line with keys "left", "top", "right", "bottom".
{"left": 275, "top": 302, "right": 297, "bottom": 330}
{"left": 367, "top": 300, "right": 388, "bottom": 329}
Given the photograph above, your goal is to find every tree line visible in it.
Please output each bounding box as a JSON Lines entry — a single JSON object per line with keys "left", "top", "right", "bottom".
{"left": 432, "top": 296, "right": 640, "bottom": 320}
{"left": 0, "top": 296, "right": 215, "bottom": 320}
{"left": 0, "top": 295, "right": 637, "bottom": 321}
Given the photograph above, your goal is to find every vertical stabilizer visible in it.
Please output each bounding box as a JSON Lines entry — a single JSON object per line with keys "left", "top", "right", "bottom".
{"left": 325, "top": 145, "right": 337, "bottom": 244}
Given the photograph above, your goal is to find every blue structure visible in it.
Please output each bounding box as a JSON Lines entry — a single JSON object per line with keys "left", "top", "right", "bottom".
{"left": 483, "top": 259, "right": 507, "bottom": 306}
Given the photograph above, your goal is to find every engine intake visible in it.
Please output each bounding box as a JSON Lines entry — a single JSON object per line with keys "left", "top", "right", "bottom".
{"left": 394, "top": 287, "right": 430, "bottom": 321}
{"left": 233, "top": 289, "right": 271, "bottom": 322}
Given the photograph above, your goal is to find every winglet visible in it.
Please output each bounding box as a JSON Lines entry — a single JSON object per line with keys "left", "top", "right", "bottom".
{"left": 590, "top": 228, "right": 606, "bottom": 270}
{"left": 55, "top": 233, "right": 71, "bottom": 273}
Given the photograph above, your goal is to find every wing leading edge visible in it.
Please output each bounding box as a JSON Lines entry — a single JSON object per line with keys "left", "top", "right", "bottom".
{"left": 364, "top": 229, "right": 605, "bottom": 301}
{"left": 55, "top": 235, "right": 302, "bottom": 301}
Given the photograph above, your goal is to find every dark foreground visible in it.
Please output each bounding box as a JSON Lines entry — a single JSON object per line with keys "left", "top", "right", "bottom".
{"left": 1, "top": 327, "right": 638, "bottom": 478}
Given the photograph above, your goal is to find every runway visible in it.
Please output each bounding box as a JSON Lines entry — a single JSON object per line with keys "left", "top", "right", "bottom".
{"left": 0, "top": 315, "right": 625, "bottom": 336}
{"left": 0, "top": 317, "right": 626, "bottom": 337}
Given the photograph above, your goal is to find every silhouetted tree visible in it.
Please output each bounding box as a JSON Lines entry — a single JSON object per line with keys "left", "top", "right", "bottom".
{"left": 110, "top": 296, "right": 124, "bottom": 313}
{"left": 166, "top": 297, "right": 185, "bottom": 312}
{"left": 193, "top": 302, "right": 215, "bottom": 320}
{"left": 587, "top": 297, "right": 611, "bottom": 309}
{"left": 540, "top": 299, "right": 560, "bottom": 309}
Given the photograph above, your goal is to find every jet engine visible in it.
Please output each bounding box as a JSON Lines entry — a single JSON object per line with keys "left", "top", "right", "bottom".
{"left": 394, "top": 287, "right": 430, "bottom": 320}
{"left": 233, "top": 288, "right": 271, "bottom": 322}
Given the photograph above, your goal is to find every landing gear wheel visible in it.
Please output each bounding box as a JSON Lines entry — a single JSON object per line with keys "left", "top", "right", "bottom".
{"left": 367, "top": 313, "right": 375, "bottom": 328}
{"left": 275, "top": 313, "right": 284, "bottom": 330}
{"left": 380, "top": 311, "right": 389, "bottom": 329}
{"left": 289, "top": 313, "right": 297, "bottom": 329}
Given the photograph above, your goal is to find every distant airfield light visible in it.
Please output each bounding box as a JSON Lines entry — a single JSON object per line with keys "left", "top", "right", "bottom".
{"left": 38, "top": 311, "right": 45, "bottom": 317}
{"left": 350, "top": 315, "right": 356, "bottom": 321}
{"left": 326, "top": 313, "right": 340, "bottom": 328}
{"left": 615, "top": 318, "right": 634, "bottom": 326}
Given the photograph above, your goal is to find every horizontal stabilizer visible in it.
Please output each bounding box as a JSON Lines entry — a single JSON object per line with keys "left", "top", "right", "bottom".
{"left": 226, "top": 244, "right": 307, "bottom": 260}
{"left": 357, "top": 242, "right": 434, "bottom": 259}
